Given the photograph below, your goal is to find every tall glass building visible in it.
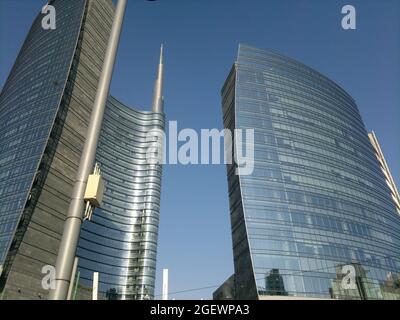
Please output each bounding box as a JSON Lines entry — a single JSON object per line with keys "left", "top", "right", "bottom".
{"left": 220, "top": 44, "right": 400, "bottom": 300}
{"left": 76, "top": 93, "right": 165, "bottom": 300}
{"left": 0, "top": 0, "right": 165, "bottom": 300}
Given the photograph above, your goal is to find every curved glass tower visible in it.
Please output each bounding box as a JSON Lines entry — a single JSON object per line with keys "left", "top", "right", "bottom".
{"left": 221, "top": 44, "right": 400, "bottom": 299}
{"left": 0, "top": 0, "right": 165, "bottom": 300}
{"left": 0, "top": 0, "right": 87, "bottom": 272}
{"left": 77, "top": 95, "right": 165, "bottom": 300}
{"left": 0, "top": 0, "right": 116, "bottom": 299}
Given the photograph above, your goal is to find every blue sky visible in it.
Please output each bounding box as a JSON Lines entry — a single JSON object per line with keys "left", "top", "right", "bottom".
{"left": 1, "top": 0, "right": 399, "bottom": 299}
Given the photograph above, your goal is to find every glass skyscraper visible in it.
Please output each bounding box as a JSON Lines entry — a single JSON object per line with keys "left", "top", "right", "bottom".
{"left": 76, "top": 94, "right": 165, "bottom": 300}
{"left": 220, "top": 44, "right": 400, "bottom": 300}
{"left": 0, "top": 0, "right": 165, "bottom": 300}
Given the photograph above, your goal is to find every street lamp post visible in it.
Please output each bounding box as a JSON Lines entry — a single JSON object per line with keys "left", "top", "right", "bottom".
{"left": 49, "top": 0, "right": 127, "bottom": 300}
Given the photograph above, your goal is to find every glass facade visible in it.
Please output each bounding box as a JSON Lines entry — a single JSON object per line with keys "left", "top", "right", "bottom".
{"left": 222, "top": 44, "right": 400, "bottom": 299}
{"left": 76, "top": 97, "right": 165, "bottom": 300}
{"left": 0, "top": 0, "right": 118, "bottom": 299}
{"left": 0, "top": 0, "right": 165, "bottom": 300}
{"left": 0, "top": 0, "right": 164, "bottom": 299}
{"left": 368, "top": 131, "right": 400, "bottom": 215}
{"left": 0, "top": 0, "right": 86, "bottom": 268}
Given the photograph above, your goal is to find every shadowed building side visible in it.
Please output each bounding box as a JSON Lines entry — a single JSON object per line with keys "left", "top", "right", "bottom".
{"left": 0, "top": 0, "right": 166, "bottom": 300}
{"left": 0, "top": 0, "right": 115, "bottom": 299}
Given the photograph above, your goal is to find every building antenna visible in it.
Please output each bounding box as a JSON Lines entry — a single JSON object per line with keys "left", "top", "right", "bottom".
{"left": 152, "top": 44, "right": 164, "bottom": 113}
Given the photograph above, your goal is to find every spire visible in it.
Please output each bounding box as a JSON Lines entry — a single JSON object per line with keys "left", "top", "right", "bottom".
{"left": 159, "top": 43, "right": 164, "bottom": 65}
{"left": 152, "top": 44, "right": 164, "bottom": 113}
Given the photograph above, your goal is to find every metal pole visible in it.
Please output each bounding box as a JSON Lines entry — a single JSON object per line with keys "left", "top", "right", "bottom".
{"left": 49, "top": 0, "right": 127, "bottom": 300}
{"left": 67, "top": 257, "right": 79, "bottom": 300}
{"left": 92, "top": 272, "right": 99, "bottom": 300}
{"left": 72, "top": 271, "right": 80, "bottom": 300}
{"left": 162, "top": 268, "right": 169, "bottom": 300}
